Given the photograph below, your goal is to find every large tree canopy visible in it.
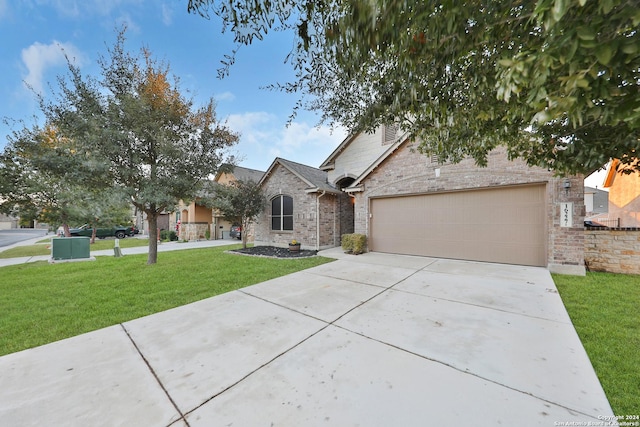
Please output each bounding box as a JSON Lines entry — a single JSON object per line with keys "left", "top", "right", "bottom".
{"left": 36, "top": 29, "right": 239, "bottom": 264}
{"left": 0, "top": 123, "right": 121, "bottom": 235}
{"left": 189, "top": 0, "right": 639, "bottom": 174}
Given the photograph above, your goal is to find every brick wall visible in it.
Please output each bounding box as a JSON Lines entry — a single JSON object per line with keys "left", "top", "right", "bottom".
{"left": 585, "top": 229, "right": 640, "bottom": 275}
{"left": 255, "top": 164, "right": 339, "bottom": 250}
{"left": 354, "top": 141, "right": 585, "bottom": 274}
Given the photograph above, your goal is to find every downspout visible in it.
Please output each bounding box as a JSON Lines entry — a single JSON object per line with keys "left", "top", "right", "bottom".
{"left": 316, "top": 191, "right": 326, "bottom": 250}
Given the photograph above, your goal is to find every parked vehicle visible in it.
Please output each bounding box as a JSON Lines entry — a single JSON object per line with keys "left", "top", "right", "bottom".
{"left": 230, "top": 225, "right": 242, "bottom": 240}
{"left": 69, "top": 224, "right": 134, "bottom": 239}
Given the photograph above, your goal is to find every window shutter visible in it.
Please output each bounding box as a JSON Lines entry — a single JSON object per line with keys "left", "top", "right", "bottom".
{"left": 383, "top": 124, "right": 398, "bottom": 145}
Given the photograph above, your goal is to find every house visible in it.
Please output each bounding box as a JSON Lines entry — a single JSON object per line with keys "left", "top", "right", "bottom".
{"left": 0, "top": 213, "right": 19, "bottom": 230}
{"left": 174, "top": 165, "right": 264, "bottom": 241}
{"left": 583, "top": 186, "right": 612, "bottom": 226}
{"left": 584, "top": 186, "right": 608, "bottom": 216}
{"left": 602, "top": 158, "right": 640, "bottom": 227}
{"left": 211, "top": 165, "right": 265, "bottom": 240}
{"left": 254, "top": 158, "right": 350, "bottom": 249}
{"left": 255, "top": 125, "right": 586, "bottom": 275}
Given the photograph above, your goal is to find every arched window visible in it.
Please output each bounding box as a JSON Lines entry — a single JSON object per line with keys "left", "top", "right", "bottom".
{"left": 271, "top": 195, "right": 293, "bottom": 231}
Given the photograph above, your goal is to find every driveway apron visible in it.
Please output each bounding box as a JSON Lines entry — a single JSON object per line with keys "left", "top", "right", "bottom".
{"left": 0, "top": 248, "right": 612, "bottom": 426}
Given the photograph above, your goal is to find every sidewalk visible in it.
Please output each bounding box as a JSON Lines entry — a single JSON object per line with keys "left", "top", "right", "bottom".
{"left": 0, "top": 235, "right": 240, "bottom": 268}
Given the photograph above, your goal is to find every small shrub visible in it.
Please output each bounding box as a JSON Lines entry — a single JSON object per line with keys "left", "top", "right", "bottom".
{"left": 160, "top": 230, "right": 178, "bottom": 241}
{"left": 341, "top": 233, "right": 367, "bottom": 255}
{"left": 341, "top": 234, "right": 353, "bottom": 253}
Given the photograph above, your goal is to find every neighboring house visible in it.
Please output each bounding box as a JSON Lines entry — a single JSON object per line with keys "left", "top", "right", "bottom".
{"left": 584, "top": 186, "right": 608, "bottom": 216}
{"left": 256, "top": 125, "right": 586, "bottom": 275}
{"left": 174, "top": 165, "right": 265, "bottom": 241}
{"left": 602, "top": 158, "right": 640, "bottom": 227}
{"left": 211, "top": 165, "right": 265, "bottom": 240}
{"left": 0, "top": 213, "right": 19, "bottom": 230}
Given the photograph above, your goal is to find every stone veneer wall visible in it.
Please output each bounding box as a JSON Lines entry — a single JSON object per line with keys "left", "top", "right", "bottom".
{"left": 353, "top": 142, "right": 585, "bottom": 274}
{"left": 585, "top": 228, "right": 640, "bottom": 275}
{"left": 180, "top": 222, "right": 209, "bottom": 241}
{"left": 255, "top": 165, "right": 339, "bottom": 250}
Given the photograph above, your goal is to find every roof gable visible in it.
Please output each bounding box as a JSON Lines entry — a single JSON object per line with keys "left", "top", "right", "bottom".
{"left": 214, "top": 164, "right": 264, "bottom": 184}
{"left": 260, "top": 158, "right": 340, "bottom": 194}
{"left": 319, "top": 132, "right": 360, "bottom": 170}
{"left": 345, "top": 136, "right": 409, "bottom": 190}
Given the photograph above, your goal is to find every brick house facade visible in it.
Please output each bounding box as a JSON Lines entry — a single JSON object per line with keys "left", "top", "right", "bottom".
{"left": 344, "top": 139, "right": 584, "bottom": 274}
{"left": 254, "top": 158, "right": 351, "bottom": 250}
{"left": 256, "top": 128, "right": 585, "bottom": 275}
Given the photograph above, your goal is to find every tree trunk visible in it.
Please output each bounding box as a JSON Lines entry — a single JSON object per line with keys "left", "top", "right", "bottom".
{"left": 147, "top": 213, "right": 159, "bottom": 265}
{"left": 241, "top": 217, "right": 248, "bottom": 249}
{"left": 91, "top": 227, "right": 97, "bottom": 244}
{"left": 62, "top": 223, "right": 71, "bottom": 237}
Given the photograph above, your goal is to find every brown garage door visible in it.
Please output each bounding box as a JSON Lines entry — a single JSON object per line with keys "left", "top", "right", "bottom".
{"left": 369, "top": 185, "right": 547, "bottom": 266}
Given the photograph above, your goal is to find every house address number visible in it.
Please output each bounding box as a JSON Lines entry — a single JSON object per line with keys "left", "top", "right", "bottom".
{"left": 560, "top": 202, "right": 573, "bottom": 227}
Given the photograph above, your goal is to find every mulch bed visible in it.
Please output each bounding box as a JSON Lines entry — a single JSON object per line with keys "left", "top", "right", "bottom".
{"left": 229, "top": 246, "right": 318, "bottom": 258}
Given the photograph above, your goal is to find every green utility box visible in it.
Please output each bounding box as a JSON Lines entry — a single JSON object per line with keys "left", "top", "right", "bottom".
{"left": 51, "top": 237, "right": 91, "bottom": 260}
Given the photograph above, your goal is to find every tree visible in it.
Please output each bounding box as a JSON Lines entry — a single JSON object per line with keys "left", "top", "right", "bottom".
{"left": 42, "top": 29, "right": 239, "bottom": 264}
{"left": 202, "top": 178, "right": 266, "bottom": 249}
{"left": 0, "top": 123, "right": 111, "bottom": 236}
{"left": 188, "top": 0, "right": 640, "bottom": 175}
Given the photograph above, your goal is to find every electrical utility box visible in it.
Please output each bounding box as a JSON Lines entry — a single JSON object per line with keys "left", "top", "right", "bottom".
{"left": 51, "top": 237, "right": 91, "bottom": 260}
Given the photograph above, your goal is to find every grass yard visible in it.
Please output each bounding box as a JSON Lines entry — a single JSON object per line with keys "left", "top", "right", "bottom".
{"left": 0, "top": 244, "right": 333, "bottom": 356}
{"left": 553, "top": 272, "right": 640, "bottom": 415}
{"left": 0, "top": 237, "right": 150, "bottom": 258}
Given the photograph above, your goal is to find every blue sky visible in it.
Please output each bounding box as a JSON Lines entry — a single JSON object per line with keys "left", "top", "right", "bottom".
{"left": 0, "top": 0, "right": 347, "bottom": 172}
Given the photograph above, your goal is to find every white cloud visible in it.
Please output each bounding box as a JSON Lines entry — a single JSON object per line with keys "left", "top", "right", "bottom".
{"left": 21, "top": 40, "right": 84, "bottom": 94}
{"left": 39, "top": 0, "right": 137, "bottom": 18}
{"left": 215, "top": 91, "right": 236, "bottom": 102}
{"left": 0, "top": 0, "right": 9, "bottom": 20}
{"left": 115, "top": 13, "right": 141, "bottom": 34}
{"left": 161, "top": 3, "right": 172, "bottom": 26}
{"left": 225, "top": 111, "right": 347, "bottom": 171}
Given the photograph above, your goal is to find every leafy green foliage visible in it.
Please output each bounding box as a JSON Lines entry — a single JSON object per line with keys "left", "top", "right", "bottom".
{"left": 341, "top": 233, "right": 367, "bottom": 255}
{"left": 188, "top": 0, "right": 639, "bottom": 174}
{"left": 201, "top": 177, "right": 266, "bottom": 248}
{"left": 36, "top": 28, "right": 239, "bottom": 263}
{"left": 0, "top": 123, "right": 116, "bottom": 232}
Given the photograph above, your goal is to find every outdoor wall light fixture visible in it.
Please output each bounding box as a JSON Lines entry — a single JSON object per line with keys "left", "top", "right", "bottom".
{"left": 563, "top": 179, "right": 571, "bottom": 194}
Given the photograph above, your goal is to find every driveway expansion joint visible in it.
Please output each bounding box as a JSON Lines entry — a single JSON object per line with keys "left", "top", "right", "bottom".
{"left": 120, "top": 323, "right": 190, "bottom": 427}
{"left": 332, "top": 323, "right": 599, "bottom": 420}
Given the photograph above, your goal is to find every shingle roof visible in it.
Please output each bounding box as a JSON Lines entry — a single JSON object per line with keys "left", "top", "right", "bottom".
{"left": 229, "top": 165, "right": 264, "bottom": 183}
{"left": 261, "top": 158, "right": 340, "bottom": 194}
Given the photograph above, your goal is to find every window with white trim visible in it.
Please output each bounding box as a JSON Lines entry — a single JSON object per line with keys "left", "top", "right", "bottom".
{"left": 271, "top": 195, "right": 293, "bottom": 231}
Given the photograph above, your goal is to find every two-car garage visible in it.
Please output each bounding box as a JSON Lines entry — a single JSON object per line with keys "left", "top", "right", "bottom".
{"left": 368, "top": 184, "right": 548, "bottom": 267}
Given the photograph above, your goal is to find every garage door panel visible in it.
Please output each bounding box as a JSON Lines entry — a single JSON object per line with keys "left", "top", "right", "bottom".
{"left": 370, "top": 185, "right": 547, "bottom": 267}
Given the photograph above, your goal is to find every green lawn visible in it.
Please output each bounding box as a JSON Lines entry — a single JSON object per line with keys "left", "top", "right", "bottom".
{"left": 0, "top": 245, "right": 333, "bottom": 356}
{"left": 0, "top": 237, "right": 150, "bottom": 258}
{"left": 553, "top": 272, "right": 640, "bottom": 415}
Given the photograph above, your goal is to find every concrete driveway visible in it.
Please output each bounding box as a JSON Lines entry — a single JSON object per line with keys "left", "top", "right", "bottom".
{"left": 0, "top": 248, "right": 612, "bottom": 426}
